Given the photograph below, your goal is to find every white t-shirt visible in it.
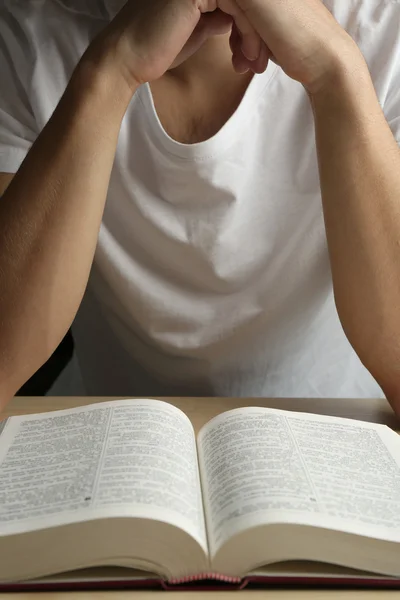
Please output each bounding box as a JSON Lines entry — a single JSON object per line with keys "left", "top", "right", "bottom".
{"left": 1, "top": 0, "right": 400, "bottom": 398}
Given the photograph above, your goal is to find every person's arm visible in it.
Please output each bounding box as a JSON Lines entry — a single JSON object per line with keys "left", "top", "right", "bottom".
{"left": 0, "top": 0, "right": 262, "bottom": 409}
{"left": 0, "top": 174, "right": 14, "bottom": 196}
{"left": 310, "top": 59, "right": 400, "bottom": 412}
{"left": 0, "top": 57, "right": 136, "bottom": 406}
{"left": 231, "top": 0, "right": 400, "bottom": 412}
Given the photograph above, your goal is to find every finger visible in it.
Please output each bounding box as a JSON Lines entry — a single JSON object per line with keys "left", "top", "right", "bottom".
{"left": 229, "top": 20, "right": 241, "bottom": 55}
{"left": 230, "top": 22, "right": 249, "bottom": 73}
{"left": 232, "top": 50, "right": 250, "bottom": 74}
{"left": 230, "top": 22, "right": 268, "bottom": 74}
{"left": 201, "top": 9, "right": 233, "bottom": 35}
{"left": 218, "top": 0, "right": 261, "bottom": 61}
{"left": 251, "top": 40, "right": 270, "bottom": 73}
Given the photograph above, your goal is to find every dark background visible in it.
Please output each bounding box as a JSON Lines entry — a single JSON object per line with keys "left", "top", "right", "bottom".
{"left": 16, "top": 331, "right": 74, "bottom": 396}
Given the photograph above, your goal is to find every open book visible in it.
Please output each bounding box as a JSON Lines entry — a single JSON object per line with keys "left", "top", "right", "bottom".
{"left": 1, "top": 398, "right": 400, "bottom": 590}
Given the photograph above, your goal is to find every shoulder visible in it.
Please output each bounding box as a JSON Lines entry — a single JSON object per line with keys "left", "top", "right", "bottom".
{"left": 0, "top": 0, "right": 114, "bottom": 132}
{"left": 326, "top": 1, "right": 400, "bottom": 138}
{"left": 0, "top": 0, "right": 111, "bottom": 86}
{"left": 327, "top": 0, "right": 400, "bottom": 97}
{"left": 0, "top": 0, "right": 110, "bottom": 59}
{"left": 0, "top": 1, "right": 36, "bottom": 88}
{"left": 0, "top": 0, "right": 110, "bottom": 22}
{"left": 327, "top": 0, "right": 400, "bottom": 52}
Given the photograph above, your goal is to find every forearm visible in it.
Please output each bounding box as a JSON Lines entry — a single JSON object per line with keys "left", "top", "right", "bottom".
{"left": 310, "top": 53, "right": 400, "bottom": 407}
{"left": 0, "top": 53, "right": 136, "bottom": 404}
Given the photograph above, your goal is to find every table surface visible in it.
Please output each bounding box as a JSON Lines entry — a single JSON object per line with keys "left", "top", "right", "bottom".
{"left": 2, "top": 396, "right": 400, "bottom": 600}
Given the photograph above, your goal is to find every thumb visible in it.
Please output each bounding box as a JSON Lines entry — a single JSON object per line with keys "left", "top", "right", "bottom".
{"left": 200, "top": 9, "right": 234, "bottom": 35}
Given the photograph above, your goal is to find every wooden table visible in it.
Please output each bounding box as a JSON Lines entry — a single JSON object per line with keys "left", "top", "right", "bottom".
{"left": 3, "top": 395, "right": 399, "bottom": 431}
{"left": 2, "top": 396, "right": 400, "bottom": 600}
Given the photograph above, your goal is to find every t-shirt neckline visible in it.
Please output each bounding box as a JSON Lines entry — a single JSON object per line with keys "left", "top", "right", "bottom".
{"left": 137, "top": 62, "right": 278, "bottom": 161}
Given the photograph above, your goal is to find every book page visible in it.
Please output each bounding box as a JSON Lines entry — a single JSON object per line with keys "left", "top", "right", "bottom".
{"left": 0, "top": 399, "right": 207, "bottom": 550}
{"left": 198, "top": 407, "right": 400, "bottom": 556}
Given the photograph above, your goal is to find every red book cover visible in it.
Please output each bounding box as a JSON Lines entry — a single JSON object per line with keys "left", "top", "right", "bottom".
{"left": 1, "top": 570, "right": 400, "bottom": 592}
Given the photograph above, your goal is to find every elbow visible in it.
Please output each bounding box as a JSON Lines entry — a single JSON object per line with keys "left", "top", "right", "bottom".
{"left": 0, "top": 342, "right": 52, "bottom": 409}
{"left": 348, "top": 338, "right": 400, "bottom": 417}
{"left": 0, "top": 348, "right": 18, "bottom": 413}
{"left": 0, "top": 375, "right": 18, "bottom": 415}
{"left": 339, "top": 315, "right": 400, "bottom": 416}
{"left": 0, "top": 357, "right": 23, "bottom": 411}
{"left": 379, "top": 379, "right": 400, "bottom": 417}
{"left": 364, "top": 360, "right": 400, "bottom": 417}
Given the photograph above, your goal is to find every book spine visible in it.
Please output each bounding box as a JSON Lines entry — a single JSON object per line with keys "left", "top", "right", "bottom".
{"left": 167, "top": 573, "right": 241, "bottom": 586}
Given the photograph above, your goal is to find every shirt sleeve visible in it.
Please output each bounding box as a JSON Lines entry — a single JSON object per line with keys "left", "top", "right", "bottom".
{"left": 0, "top": 7, "right": 38, "bottom": 174}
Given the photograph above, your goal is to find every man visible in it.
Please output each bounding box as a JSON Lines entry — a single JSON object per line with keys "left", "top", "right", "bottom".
{"left": 1, "top": 0, "right": 400, "bottom": 410}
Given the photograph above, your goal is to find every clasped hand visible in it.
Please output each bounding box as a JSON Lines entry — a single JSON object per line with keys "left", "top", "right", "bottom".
{"left": 210, "top": 0, "right": 360, "bottom": 94}
{"left": 99, "top": 0, "right": 362, "bottom": 95}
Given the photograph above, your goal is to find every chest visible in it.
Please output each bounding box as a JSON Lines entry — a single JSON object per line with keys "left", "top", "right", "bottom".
{"left": 149, "top": 74, "right": 254, "bottom": 145}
